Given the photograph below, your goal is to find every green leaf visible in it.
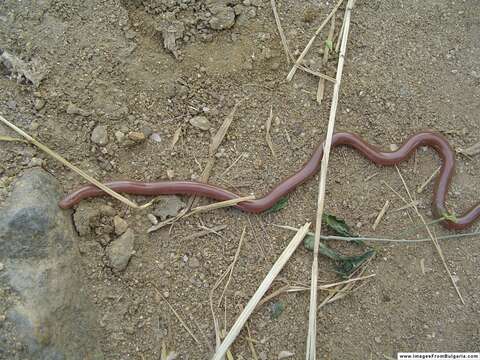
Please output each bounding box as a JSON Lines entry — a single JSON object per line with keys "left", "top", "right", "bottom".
{"left": 303, "top": 235, "right": 375, "bottom": 277}
{"left": 442, "top": 212, "right": 458, "bottom": 223}
{"left": 270, "top": 301, "right": 285, "bottom": 320}
{"left": 264, "top": 197, "right": 288, "bottom": 214}
{"left": 334, "top": 249, "right": 376, "bottom": 278}
{"left": 322, "top": 213, "right": 352, "bottom": 237}
{"left": 325, "top": 39, "right": 333, "bottom": 50}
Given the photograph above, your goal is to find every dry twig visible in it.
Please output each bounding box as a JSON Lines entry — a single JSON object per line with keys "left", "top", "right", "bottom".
{"left": 271, "top": 0, "right": 292, "bottom": 63}
{"left": 265, "top": 106, "right": 276, "bottom": 156}
{"left": 306, "top": 1, "right": 354, "bottom": 358}
{"left": 286, "top": 0, "right": 345, "bottom": 81}
{"left": 0, "top": 114, "right": 145, "bottom": 209}
{"left": 317, "top": 14, "right": 336, "bottom": 104}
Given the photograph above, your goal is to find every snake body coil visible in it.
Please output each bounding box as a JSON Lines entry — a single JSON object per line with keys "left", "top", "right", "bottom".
{"left": 59, "top": 132, "right": 480, "bottom": 230}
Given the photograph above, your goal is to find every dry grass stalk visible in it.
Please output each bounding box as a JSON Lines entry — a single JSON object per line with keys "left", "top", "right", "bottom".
{"left": 216, "top": 152, "right": 246, "bottom": 179}
{"left": 0, "top": 134, "right": 27, "bottom": 143}
{"left": 256, "top": 274, "right": 375, "bottom": 308}
{"left": 246, "top": 322, "right": 259, "bottom": 360}
{"left": 306, "top": 1, "right": 354, "bottom": 358}
{"left": 372, "top": 200, "right": 390, "bottom": 230}
{"left": 286, "top": 0, "right": 345, "bottom": 81}
{"left": 417, "top": 166, "right": 441, "bottom": 193}
{"left": 391, "top": 200, "right": 421, "bottom": 213}
{"left": 271, "top": 0, "right": 293, "bottom": 63}
{"left": 152, "top": 285, "right": 201, "bottom": 346}
{"left": 459, "top": 142, "right": 480, "bottom": 156}
{"left": 319, "top": 256, "right": 373, "bottom": 309}
{"left": 186, "top": 101, "right": 241, "bottom": 212}
{"left": 265, "top": 106, "right": 276, "bottom": 156}
{"left": 147, "top": 195, "right": 255, "bottom": 233}
{"left": 247, "top": 216, "right": 267, "bottom": 260}
{"left": 170, "top": 126, "right": 182, "bottom": 150}
{"left": 297, "top": 65, "right": 336, "bottom": 82}
{"left": 274, "top": 223, "right": 480, "bottom": 243}
{"left": 317, "top": 14, "right": 336, "bottom": 104}
{"left": 381, "top": 180, "right": 415, "bottom": 224}
{"left": 183, "top": 225, "right": 227, "bottom": 241}
{"left": 218, "top": 227, "right": 247, "bottom": 306}
{"left": 394, "top": 166, "right": 465, "bottom": 304}
{"left": 212, "top": 223, "right": 311, "bottom": 360}
{"left": 0, "top": 114, "right": 145, "bottom": 209}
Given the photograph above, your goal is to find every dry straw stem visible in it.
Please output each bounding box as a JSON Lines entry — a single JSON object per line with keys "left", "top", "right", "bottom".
{"left": 286, "top": 0, "right": 345, "bottom": 82}
{"left": 0, "top": 114, "right": 144, "bottom": 209}
{"left": 0, "top": 134, "right": 27, "bottom": 143}
{"left": 257, "top": 274, "right": 375, "bottom": 308}
{"left": 265, "top": 106, "right": 276, "bottom": 156}
{"left": 246, "top": 322, "right": 259, "bottom": 360}
{"left": 317, "top": 14, "right": 336, "bottom": 104}
{"left": 271, "top": 0, "right": 292, "bottom": 63}
{"left": 394, "top": 166, "right": 465, "bottom": 304}
{"left": 274, "top": 224, "right": 480, "bottom": 243}
{"left": 170, "top": 125, "right": 182, "bottom": 150}
{"left": 147, "top": 195, "right": 255, "bottom": 233}
{"left": 372, "top": 200, "right": 390, "bottom": 230}
{"left": 212, "top": 223, "right": 311, "bottom": 360}
{"left": 182, "top": 224, "right": 227, "bottom": 241}
{"left": 417, "top": 166, "right": 441, "bottom": 193}
{"left": 152, "top": 284, "right": 201, "bottom": 346}
{"left": 305, "top": 1, "right": 354, "bottom": 358}
{"left": 187, "top": 101, "right": 241, "bottom": 211}
{"left": 297, "top": 65, "right": 336, "bottom": 83}
{"left": 218, "top": 227, "right": 247, "bottom": 306}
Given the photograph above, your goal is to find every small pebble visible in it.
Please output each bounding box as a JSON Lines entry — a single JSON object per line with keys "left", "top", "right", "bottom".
{"left": 91, "top": 125, "right": 108, "bottom": 145}
{"left": 189, "top": 257, "right": 200, "bottom": 268}
{"left": 0, "top": 262, "right": 4, "bottom": 271}
{"left": 149, "top": 132, "right": 162, "bottom": 143}
{"left": 28, "top": 157, "right": 44, "bottom": 167}
{"left": 113, "top": 215, "right": 129, "bottom": 235}
{"left": 374, "top": 336, "right": 381, "bottom": 344}
{"left": 127, "top": 131, "right": 146, "bottom": 142}
{"left": 166, "top": 169, "right": 175, "bottom": 179}
{"left": 66, "top": 103, "right": 90, "bottom": 117}
{"left": 7, "top": 100, "right": 16, "bottom": 110}
{"left": 34, "top": 98, "right": 46, "bottom": 110}
{"left": 189, "top": 115, "right": 212, "bottom": 131}
{"left": 115, "top": 131, "right": 125, "bottom": 143}
{"left": 147, "top": 213, "right": 158, "bottom": 225}
{"left": 389, "top": 143, "right": 399, "bottom": 151}
{"left": 141, "top": 127, "right": 153, "bottom": 138}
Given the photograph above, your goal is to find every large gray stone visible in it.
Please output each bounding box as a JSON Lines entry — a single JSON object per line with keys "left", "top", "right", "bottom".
{"left": 0, "top": 168, "right": 103, "bottom": 360}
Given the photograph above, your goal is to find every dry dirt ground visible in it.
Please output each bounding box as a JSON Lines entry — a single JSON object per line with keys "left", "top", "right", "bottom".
{"left": 1, "top": 0, "right": 480, "bottom": 359}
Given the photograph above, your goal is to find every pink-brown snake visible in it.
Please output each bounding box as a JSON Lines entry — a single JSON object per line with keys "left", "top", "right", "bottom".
{"left": 59, "top": 131, "right": 480, "bottom": 230}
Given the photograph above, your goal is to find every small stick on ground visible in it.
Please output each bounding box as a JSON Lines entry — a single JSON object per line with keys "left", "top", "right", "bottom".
{"left": 218, "top": 227, "right": 247, "bottom": 306}
{"left": 317, "top": 14, "right": 336, "bottom": 104}
{"left": 187, "top": 101, "right": 242, "bottom": 210}
{"left": 286, "top": 0, "right": 345, "bottom": 81}
{"left": 247, "top": 216, "right": 267, "bottom": 260}
{"left": 182, "top": 225, "right": 227, "bottom": 242}
{"left": 297, "top": 65, "right": 336, "bottom": 82}
{"left": 216, "top": 152, "right": 246, "bottom": 179}
{"left": 152, "top": 284, "right": 201, "bottom": 346}
{"left": 382, "top": 180, "right": 415, "bottom": 224}
{"left": 170, "top": 126, "right": 182, "bottom": 151}
{"left": 0, "top": 135, "right": 28, "bottom": 143}
{"left": 265, "top": 106, "right": 276, "bottom": 157}
{"left": 246, "top": 322, "right": 259, "bottom": 360}
{"left": 372, "top": 200, "right": 390, "bottom": 230}
{"left": 271, "top": 0, "right": 293, "bottom": 63}
{"left": 417, "top": 166, "right": 441, "bottom": 193}
{"left": 306, "top": 1, "right": 354, "bottom": 358}
{"left": 147, "top": 195, "right": 255, "bottom": 233}
{"left": 364, "top": 173, "right": 378, "bottom": 182}
{"left": 395, "top": 166, "right": 465, "bottom": 304}
{"left": 212, "top": 223, "right": 311, "bottom": 360}
{"left": 0, "top": 114, "right": 144, "bottom": 209}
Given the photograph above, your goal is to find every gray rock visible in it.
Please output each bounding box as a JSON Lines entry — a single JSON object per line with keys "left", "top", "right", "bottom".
{"left": 106, "top": 229, "right": 135, "bottom": 272}
{"left": 189, "top": 115, "right": 212, "bottom": 131}
{"left": 113, "top": 215, "right": 128, "bottom": 236}
{"left": 152, "top": 195, "right": 186, "bottom": 220}
{"left": 209, "top": 5, "right": 235, "bottom": 30}
{"left": 66, "top": 103, "right": 90, "bottom": 117}
{"left": 73, "top": 203, "right": 100, "bottom": 236}
{"left": 34, "top": 98, "right": 46, "bottom": 111}
{"left": 91, "top": 125, "right": 108, "bottom": 145}
{"left": 0, "top": 168, "right": 102, "bottom": 359}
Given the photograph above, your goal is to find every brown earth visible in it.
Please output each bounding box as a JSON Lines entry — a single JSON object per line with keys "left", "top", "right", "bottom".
{"left": 1, "top": 0, "right": 479, "bottom": 359}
